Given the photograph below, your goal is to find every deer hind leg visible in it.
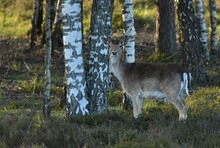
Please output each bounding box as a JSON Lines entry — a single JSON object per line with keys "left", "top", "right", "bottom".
{"left": 170, "top": 96, "right": 187, "bottom": 121}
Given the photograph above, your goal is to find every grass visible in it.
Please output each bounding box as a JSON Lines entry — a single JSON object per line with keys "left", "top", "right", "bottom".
{"left": 0, "top": 0, "right": 33, "bottom": 37}
{"left": 0, "top": 87, "right": 220, "bottom": 147}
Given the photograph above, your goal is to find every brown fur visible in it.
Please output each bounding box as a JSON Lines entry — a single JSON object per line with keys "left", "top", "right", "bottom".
{"left": 103, "top": 37, "right": 191, "bottom": 120}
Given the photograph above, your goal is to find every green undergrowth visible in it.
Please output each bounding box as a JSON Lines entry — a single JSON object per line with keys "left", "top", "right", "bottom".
{"left": 0, "top": 87, "right": 220, "bottom": 147}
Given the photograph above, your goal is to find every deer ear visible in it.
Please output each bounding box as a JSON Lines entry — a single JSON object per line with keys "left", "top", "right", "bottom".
{"left": 102, "top": 36, "right": 112, "bottom": 44}
{"left": 124, "top": 36, "right": 129, "bottom": 44}
{"left": 120, "top": 36, "right": 129, "bottom": 45}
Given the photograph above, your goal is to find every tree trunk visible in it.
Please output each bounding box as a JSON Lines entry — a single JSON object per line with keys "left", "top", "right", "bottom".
{"left": 52, "top": 0, "right": 63, "bottom": 55}
{"left": 30, "top": 0, "right": 42, "bottom": 48}
{"left": 177, "top": 0, "right": 207, "bottom": 85}
{"left": 122, "top": 0, "right": 135, "bottom": 110}
{"left": 155, "top": 0, "right": 176, "bottom": 55}
{"left": 196, "top": 0, "right": 209, "bottom": 61}
{"left": 43, "top": 0, "right": 52, "bottom": 118}
{"left": 36, "top": 0, "right": 43, "bottom": 35}
{"left": 61, "top": 0, "right": 89, "bottom": 117}
{"left": 123, "top": 0, "right": 135, "bottom": 63}
{"left": 209, "top": 0, "right": 219, "bottom": 56}
{"left": 88, "top": 0, "right": 114, "bottom": 114}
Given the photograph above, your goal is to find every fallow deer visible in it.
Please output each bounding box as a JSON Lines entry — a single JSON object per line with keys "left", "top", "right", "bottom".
{"left": 103, "top": 37, "right": 192, "bottom": 121}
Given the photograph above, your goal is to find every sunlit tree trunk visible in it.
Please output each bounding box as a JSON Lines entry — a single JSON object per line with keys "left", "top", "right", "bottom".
{"left": 88, "top": 0, "right": 114, "bottom": 114}
{"left": 122, "top": 0, "right": 135, "bottom": 110}
{"left": 123, "top": 0, "right": 135, "bottom": 63}
{"left": 196, "top": 0, "right": 209, "bottom": 61}
{"left": 155, "top": 0, "right": 176, "bottom": 55}
{"left": 177, "top": 0, "right": 207, "bottom": 85}
{"left": 43, "top": 0, "right": 52, "bottom": 118}
{"left": 61, "top": 0, "right": 89, "bottom": 117}
{"left": 209, "top": 0, "right": 219, "bottom": 56}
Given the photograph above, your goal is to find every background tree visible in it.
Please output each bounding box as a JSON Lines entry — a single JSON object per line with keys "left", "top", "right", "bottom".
{"left": 122, "top": 0, "right": 135, "bottom": 110}
{"left": 30, "top": 0, "right": 43, "bottom": 49}
{"left": 43, "top": 0, "right": 52, "bottom": 118}
{"left": 123, "top": 0, "right": 136, "bottom": 63}
{"left": 155, "top": 0, "right": 176, "bottom": 55}
{"left": 209, "top": 0, "right": 219, "bottom": 56}
{"left": 61, "top": 0, "right": 89, "bottom": 117}
{"left": 177, "top": 0, "right": 207, "bottom": 85}
{"left": 88, "top": 0, "right": 114, "bottom": 114}
{"left": 196, "top": 0, "right": 209, "bottom": 61}
{"left": 52, "top": 0, "right": 63, "bottom": 55}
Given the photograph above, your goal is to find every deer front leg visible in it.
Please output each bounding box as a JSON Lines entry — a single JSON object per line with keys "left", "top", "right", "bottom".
{"left": 130, "top": 96, "right": 139, "bottom": 119}
{"left": 131, "top": 95, "right": 143, "bottom": 119}
{"left": 136, "top": 95, "right": 143, "bottom": 115}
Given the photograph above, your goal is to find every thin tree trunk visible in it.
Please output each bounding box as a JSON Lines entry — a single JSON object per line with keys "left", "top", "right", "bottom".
{"left": 209, "top": 0, "right": 219, "bottom": 56}
{"left": 196, "top": 0, "right": 209, "bottom": 61}
{"left": 30, "top": 0, "right": 39, "bottom": 48}
{"left": 61, "top": 0, "right": 89, "bottom": 117}
{"left": 52, "top": 0, "right": 63, "bottom": 55}
{"left": 37, "top": 0, "right": 43, "bottom": 35}
{"left": 88, "top": 0, "right": 114, "bottom": 114}
{"left": 43, "top": 0, "right": 52, "bottom": 118}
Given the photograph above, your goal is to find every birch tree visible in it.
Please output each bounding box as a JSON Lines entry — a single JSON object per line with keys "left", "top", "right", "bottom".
{"left": 123, "top": 0, "right": 135, "bottom": 63}
{"left": 196, "top": 0, "right": 209, "bottom": 61}
{"left": 155, "top": 0, "right": 176, "bottom": 55}
{"left": 209, "top": 0, "right": 219, "bottom": 55}
{"left": 177, "top": 0, "right": 207, "bottom": 85}
{"left": 122, "top": 0, "right": 135, "bottom": 110}
{"left": 43, "top": 0, "right": 52, "bottom": 118}
{"left": 61, "top": 0, "right": 89, "bottom": 117}
{"left": 88, "top": 0, "right": 114, "bottom": 114}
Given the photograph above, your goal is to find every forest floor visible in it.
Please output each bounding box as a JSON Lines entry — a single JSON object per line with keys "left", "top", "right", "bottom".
{"left": 0, "top": 31, "right": 220, "bottom": 147}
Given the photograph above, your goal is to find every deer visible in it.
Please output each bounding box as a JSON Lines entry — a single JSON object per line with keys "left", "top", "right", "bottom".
{"left": 103, "top": 36, "right": 192, "bottom": 121}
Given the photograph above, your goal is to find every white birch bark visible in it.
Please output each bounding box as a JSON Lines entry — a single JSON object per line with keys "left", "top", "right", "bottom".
{"left": 122, "top": 0, "right": 135, "bottom": 109}
{"left": 61, "top": 0, "right": 89, "bottom": 116}
{"left": 123, "top": 0, "right": 135, "bottom": 63}
{"left": 43, "top": 0, "right": 52, "bottom": 117}
{"left": 196, "top": 0, "right": 210, "bottom": 61}
{"left": 209, "top": 0, "right": 219, "bottom": 55}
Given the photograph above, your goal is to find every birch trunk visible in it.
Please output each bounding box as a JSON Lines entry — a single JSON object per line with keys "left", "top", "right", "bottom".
{"left": 209, "top": 0, "right": 219, "bottom": 55}
{"left": 123, "top": 0, "right": 135, "bottom": 63}
{"left": 196, "top": 0, "right": 209, "bottom": 61}
{"left": 177, "top": 0, "right": 207, "bottom": 85}
{"left": 88, "top": 0, "right": 114, "bottom": 114}
{"left": 43, "top": 0, "right": 52, "bottom": 118}
{"left": 122, "top": 0, "right": 135, "bottom": 110}
{"left": 61, "top": 0, "right": 89, "bottom": 117}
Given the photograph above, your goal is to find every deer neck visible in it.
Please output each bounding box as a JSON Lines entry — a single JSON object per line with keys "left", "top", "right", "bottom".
{"left": 110, "top": 56, "right": 126, "bottom": 83}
